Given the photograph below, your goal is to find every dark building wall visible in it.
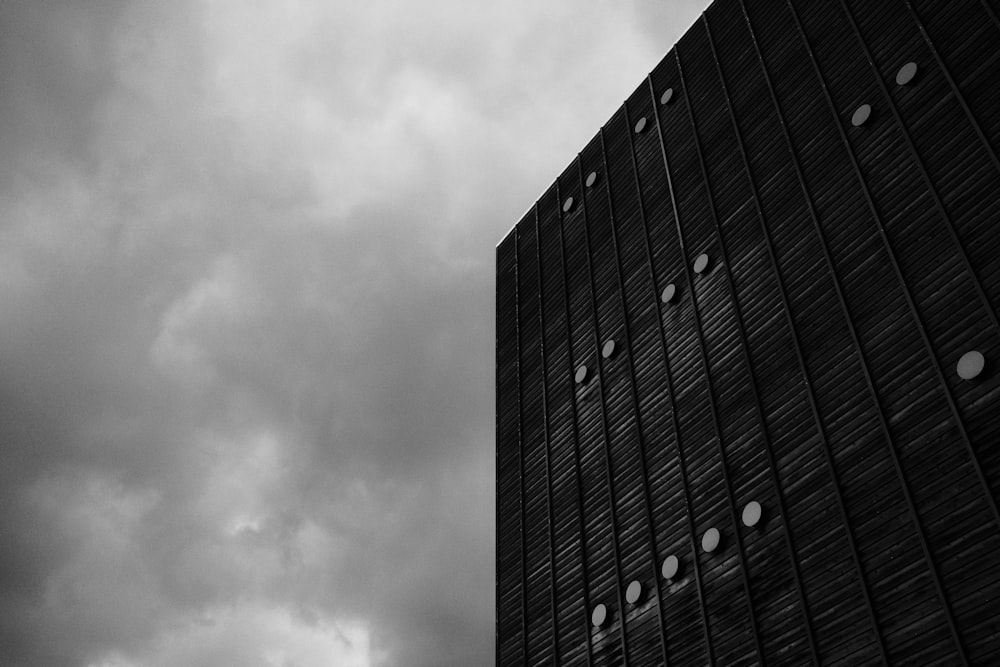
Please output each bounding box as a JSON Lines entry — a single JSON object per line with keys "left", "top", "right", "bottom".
{"left": 496, "top": 0, "right": 1000, "bottom": 664}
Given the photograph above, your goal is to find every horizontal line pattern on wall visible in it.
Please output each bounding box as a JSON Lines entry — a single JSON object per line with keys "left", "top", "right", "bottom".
{"left": 496, "top": 0, "right": 1000, "bottom": 663}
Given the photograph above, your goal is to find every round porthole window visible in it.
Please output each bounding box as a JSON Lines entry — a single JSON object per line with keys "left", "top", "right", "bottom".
{"left": 661, "top": 283, "right": 677, "bottom": 304}
{"left": 625, "top": 581, "right": 643, "bottom": 604}
{"left": 601, "top": 339, "right": 616, "bottom": 359}
{"left": 742, "top": 501, "right": 762, "bottom": 527}
{"left": 634, "top": 116, "right": 647, "bottom": 134}
{"left": 660, "top": 88, "right": 674, "bottom": 105}
{"left": 575, "top": 365, "right": 589, "bottom": 384}
{"left": 702, "top": 528, "right": 720, "bottom": 553}
{"left": 563, "top": 196, "right": 575, "bottom": 213}
{"left": 956, "top": 350, "right": 986, "bottom": 380}
{"left": 851, "top": 104, "right": 872, "bottom": 127}
{"left": 586, "top": 171, "right": 598, "bottom": 188}
{"left": 661, "top": 555, "right": 680, "bottom": 580}
{"left": 591, "top": 603, "right": 608, "bottom": 627}
{"left": 693, "top": 254, "right": 711, "bottom": 274}
{"left": 896, "top": 62, "right": 918, "bottom": 85}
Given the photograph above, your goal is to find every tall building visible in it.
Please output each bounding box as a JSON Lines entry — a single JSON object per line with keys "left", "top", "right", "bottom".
{"left": 495, "top": 0, "right": 1000, "bottom": 664}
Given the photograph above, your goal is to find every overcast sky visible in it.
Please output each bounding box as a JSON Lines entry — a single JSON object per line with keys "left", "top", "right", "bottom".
{"left": 0, "top": 1, "right": 705, "bottom": 665}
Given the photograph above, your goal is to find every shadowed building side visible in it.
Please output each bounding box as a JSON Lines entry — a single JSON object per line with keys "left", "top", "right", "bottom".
{"left": 497, "top": 0, "right": 1000, "bottom": 664}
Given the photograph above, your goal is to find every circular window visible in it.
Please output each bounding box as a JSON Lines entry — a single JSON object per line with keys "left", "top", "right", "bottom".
{"left": 563, "top": 196, "right": 575, "bottom": 213}
{"left": 742, "top": 501, "right": 762, "bottom": 527}
{"left": 586, "top": 171, "right": 598, "bottom": 188}
{"left": 634, "top": 116, "right": 647, "bottom": 134}
{"left": 591, "top": 603, "right": 608, "bottom": 627}
{"left": 693, "top": 254, "right": 711, "bottom": 274}
{"left": 625, "top": 580, "right": 643, "bottom": 604}
{"left": 661, "top": 555, "right": 679, "bottom": 580}
{"left": 957, "top": 350, "right": 985, "bottom": 380}
{"left": 661, "top": 283, "right": 677, "bottom": 304}
{"left": 896, "top": 62, "right": 918, "bottom": 85}
{"left": 601, "top": 339, "right": 616, "bottom": 359}
{"left": 851, "top": 104, "right": 872, "bottom": 127}
{"left": 701, "top": 528, "right": 720, "bottom": 553}
{"left": 660, "top": 88, "right": 674, "bottom": 105}
{"left": 575, "top": 365, "right": 589, "bottom": 384}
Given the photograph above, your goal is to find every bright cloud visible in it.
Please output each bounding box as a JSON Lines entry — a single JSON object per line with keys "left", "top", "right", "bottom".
{"left": 0, "top": 0, "right": 705, "bottom": 664}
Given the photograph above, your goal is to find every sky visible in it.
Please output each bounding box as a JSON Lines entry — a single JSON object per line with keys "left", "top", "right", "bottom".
{"left": 0, "top": 1, "right": 705, "bottom": 665}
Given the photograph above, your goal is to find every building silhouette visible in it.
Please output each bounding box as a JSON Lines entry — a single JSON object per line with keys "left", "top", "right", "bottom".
{"left": 495, "top": 0, "right": 1000, "bottom": 664}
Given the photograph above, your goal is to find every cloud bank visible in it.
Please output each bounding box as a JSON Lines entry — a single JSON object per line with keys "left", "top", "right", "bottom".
{"left": 0, "top": 1, "right": 704, "bottom": 664}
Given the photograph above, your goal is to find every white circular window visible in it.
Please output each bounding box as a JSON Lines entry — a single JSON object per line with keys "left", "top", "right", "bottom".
{"left": 575, "top": 365, "right": 589, "bottom": 384}
{"left": 742, "top": 501, "right": 762, "bottom": 527}
{"left": 851, "top": 104, "right": 872, "bottom": 127}
{"left": 693, "top": 254, "right": 711, "bottom": 274}
{"left": 896, "top": 62, "right": 918, "bottom": 85}
{"left": 660, "top": 88, "right": 674, "bottom": 105}
{"left": 591, "top": 603, "right": 608, "bottom": 627}
{"left": 563, "top": 196, "right": 575, "bottom": 213}
{"left": 661, "top": 283, "right": 677, "bottom": 304}
{"left": 625, "top": 580, "right": 643, "bottom": 604}
{"left": 634, "top": 116, "right": 647, "bottom": 134}
{"left": 701, "top": 528, "right": 720, "bottom": 553}
{"left": 957, "top": 351, "right": 985, "bottom": 380}
{"left": 601, "top": 339, "right": 616, "bottom": 359}
{"left": 586, "top": 171, "right": 598, "bottom": 188}
{"left": 661, "top": 555, "right": 679, "bottom": 580}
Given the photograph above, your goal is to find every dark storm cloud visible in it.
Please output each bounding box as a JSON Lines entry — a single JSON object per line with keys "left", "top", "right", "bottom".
{"left": 0, "top": 1, "right": 703, "bottom": 665}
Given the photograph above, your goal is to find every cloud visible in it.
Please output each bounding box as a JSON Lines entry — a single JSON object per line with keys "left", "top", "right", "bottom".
{"left": 0, "top": 0, "right": 704, "bottom": 665}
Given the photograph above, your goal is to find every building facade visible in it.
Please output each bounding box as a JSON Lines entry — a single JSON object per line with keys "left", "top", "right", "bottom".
{"left": 495, "top": 0, "right": 1000, "bottom": 664}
